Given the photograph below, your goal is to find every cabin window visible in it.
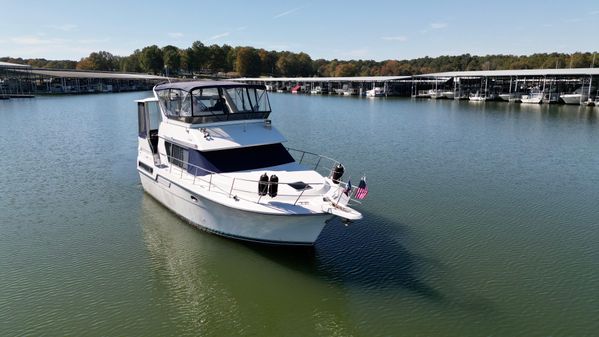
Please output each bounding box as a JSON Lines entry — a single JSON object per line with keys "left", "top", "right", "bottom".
{"left": 165, "top": 142, "right": 189, "bottom": 170}
{"left": 187, "top": 143, "right": 294, "bottom": 176}
{"left": 190, "top": 87, "right": 225, "bottom": 116}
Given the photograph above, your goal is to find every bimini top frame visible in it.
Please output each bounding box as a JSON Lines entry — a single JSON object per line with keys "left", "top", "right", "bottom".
{"left": 154, "top": 80, "right": 271, "bottom": 125}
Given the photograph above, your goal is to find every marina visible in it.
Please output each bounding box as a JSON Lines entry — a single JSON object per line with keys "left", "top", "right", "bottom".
{"left": 1, "top": 92, "right": 598, "bottom": 336}
{"left": 234, "top": 68, "right": 599, "bottom": 105}
{"left": 0, "top": 61, "right": 164, "bottom": 97}
{"left": 2, "top": 59, "right": 598, "bottom": 106}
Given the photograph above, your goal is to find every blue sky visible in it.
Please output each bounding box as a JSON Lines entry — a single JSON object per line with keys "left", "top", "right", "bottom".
{"left": 1, "top": 0, "right": 597, "bottom": 61}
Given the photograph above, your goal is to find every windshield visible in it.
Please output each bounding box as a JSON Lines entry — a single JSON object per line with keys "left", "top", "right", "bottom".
{"left": 156, "top": 85, "right": 271, "bottom": 123}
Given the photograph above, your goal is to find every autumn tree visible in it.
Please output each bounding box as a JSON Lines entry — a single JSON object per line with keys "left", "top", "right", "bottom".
{"left": 236, "top": 47, "right": 260, "bottom": 77}
{"left": 76, "top": 51, "right": 118, "bottom": 71}
{"left": 380, "top": 60, "right": 401, "bottom": 75}
{"left": 334, "top": 63, "right": 357, "bottom": 77}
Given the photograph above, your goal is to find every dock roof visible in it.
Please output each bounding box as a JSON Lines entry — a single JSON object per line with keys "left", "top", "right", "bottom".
{"left": 231, "top": 68, "right": 599, "bottom": 82}
{"left": 231, "top": 76, "right": 410, "bottom": 83}
{"left": 415, "top": 68, "right": 599, "bottom": 78}
{"left": 0, "top": 61, "right": 31, "bottom": 68}
{"left": 15, "top": 68, "right": 165, "bottom": 80}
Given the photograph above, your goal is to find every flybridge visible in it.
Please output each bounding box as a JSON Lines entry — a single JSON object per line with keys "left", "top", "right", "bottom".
{"left": 154, "top": 80, "right": 272, "bottom": 124}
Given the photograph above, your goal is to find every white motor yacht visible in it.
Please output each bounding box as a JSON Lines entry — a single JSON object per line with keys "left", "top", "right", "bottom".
{"left": 366, "top": 87, "right": 385, "bottom": 97}
{"left": 441, "top": 91, "right": 455, "bottom": 99}
{"left": 135, "top": 81, "right": 366, "bottom": 245}
{"left": 469, "top": 91, "right": 486, "bottom": 102}
{"left": 521, "top": 88, "right": 543, "bottom": 104}
{"left": 560, "top": 87, "right": 591, "bottom": 105}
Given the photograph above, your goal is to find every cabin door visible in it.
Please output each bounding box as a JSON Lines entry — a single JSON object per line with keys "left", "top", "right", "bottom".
{"left": 137, "top": 101, "right": 161, "bottom": 163}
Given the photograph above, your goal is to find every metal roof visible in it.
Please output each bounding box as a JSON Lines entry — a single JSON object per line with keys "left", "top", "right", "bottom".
{"left": 155, "top": 80, "right": 264, "bottom": 92}
{"left": 415, "top": 68, "right": 599, "bottom": 78}
{"left": 16, "top": 68, "right": 165, "bottom": 80}
{"left": 231, "top": 76, "right": 410, "bottom": 83}
{"left": 231, "top": 69, "right": 599, "bottom": 82}
{"left": 0, "top": 61, "right": 31, "bottom": 68}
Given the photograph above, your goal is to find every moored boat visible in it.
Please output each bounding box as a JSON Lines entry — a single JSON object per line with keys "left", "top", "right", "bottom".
{"left": 560, "top": 87, "right": 593, "bottom": 105}
{"left": 366, "top": 87, "right": 385, "bottom": 97}
{"left": 441, "top": 91, "right": 455, "bottom": 99}
{"left": 469, "top": 91, "right": 486, "bottom": 102}
{"left": 521, "top": 88, "right": 543, "bottom": 104}
{"left": 135, "top": 81, "right": 367, "bottom": 245}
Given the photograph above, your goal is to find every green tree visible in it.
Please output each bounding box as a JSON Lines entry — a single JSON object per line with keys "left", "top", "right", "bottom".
{"left": 207, "top": 44, "right": 226, "bottom": 72}
{"left": 162, "top": 45, "right": 181, "bottom": 74}
{"left": 190, "top": 41, "right": 208, "bottom": 73}
{"left": 297, "top": 52, "right": 313, "bottom": 76}
{"left": 120, "top": 49, "right": 142, "bottom": 72}
{"left": 140, "top": 45, "right": 164, "bottom": 74}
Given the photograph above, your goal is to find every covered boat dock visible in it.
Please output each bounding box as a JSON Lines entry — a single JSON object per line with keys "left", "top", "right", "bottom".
{"left": 233, "top": 68, "right": 599, "bottom": 102}
{"left": 0, "top": 61, "right": 165, "bottom": 97}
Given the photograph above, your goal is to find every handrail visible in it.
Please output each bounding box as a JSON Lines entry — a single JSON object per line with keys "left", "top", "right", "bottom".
{"left": 285, "top": 147, "right": 341, "bottom": 178}
{"left": 155, "top": 150, "right": 362, "bottom": 206}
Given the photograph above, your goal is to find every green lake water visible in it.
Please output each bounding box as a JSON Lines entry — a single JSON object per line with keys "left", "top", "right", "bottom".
{"left": 1, "top": 92, "right": 598, "bottom": 336}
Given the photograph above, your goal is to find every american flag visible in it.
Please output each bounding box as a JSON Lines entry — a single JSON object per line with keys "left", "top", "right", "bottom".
{"left": 354, "top": 177, "right": 368, "bottom": 200}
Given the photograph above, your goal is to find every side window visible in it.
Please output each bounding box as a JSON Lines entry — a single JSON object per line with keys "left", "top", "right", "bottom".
{"left": 137, "top": 102, "right": 147, "bottom": 138}
{"left": 223, "top": 87, "right": 252, "bottom": 113}
{"left": 165, "top": 142, "right": 189, "bottom": 170}
{"left": 246, "top": 88, "right": 270, "bottom": 112}
{"left": 157, "top": 89, "right": 190, "bottom": 117}
{"left": 148, "top": 101, "right": 161, "bottom": 130}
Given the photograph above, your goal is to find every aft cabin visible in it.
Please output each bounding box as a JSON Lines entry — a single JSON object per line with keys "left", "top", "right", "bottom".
{"left": 153, "top": 81, "right": 272, "bottom": 124}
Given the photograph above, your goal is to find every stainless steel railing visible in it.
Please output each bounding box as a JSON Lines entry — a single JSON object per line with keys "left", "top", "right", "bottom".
{"left": 156, "top": 150, "right": 361, "bottom": 206}
{"left": 285, "top": 147, "right": 340, "bottom": 178}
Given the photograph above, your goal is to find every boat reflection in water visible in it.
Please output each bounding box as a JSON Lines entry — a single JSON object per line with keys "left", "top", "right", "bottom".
{"left": 138, "top": 194, "right": 356, "bottom": 335}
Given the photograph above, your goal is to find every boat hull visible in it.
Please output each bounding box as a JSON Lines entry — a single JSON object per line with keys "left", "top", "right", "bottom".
{"left": 520, "top": 95, "right": 543, "bottom": 104}
{"left": 139, "top": 172, "right": 331, "bottom": 245}
{"left": 560, "top": 94, "right": 584, "bottom": 105}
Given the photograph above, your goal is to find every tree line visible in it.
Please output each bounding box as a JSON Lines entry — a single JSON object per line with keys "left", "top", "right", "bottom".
{"left": 2, "top": 43, "right": 597, "bottom": 77}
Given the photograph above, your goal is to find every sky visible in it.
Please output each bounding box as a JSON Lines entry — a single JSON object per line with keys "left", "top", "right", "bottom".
{"left": 1, "top": 0, "right": 598, "bottom": 61}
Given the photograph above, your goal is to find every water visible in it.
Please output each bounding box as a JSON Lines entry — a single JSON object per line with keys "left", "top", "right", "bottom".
{"left": 1, "top": 93, "right": 598, "bottom": 336}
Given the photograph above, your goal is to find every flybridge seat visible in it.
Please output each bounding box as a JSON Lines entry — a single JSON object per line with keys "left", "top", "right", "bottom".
{"left": 155, "top": 81, "right": 271, "bottom": 124}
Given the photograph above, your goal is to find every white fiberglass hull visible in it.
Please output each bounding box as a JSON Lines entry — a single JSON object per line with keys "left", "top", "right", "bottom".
{"left": 139, "top": 172, "right": 332, "bottom": 245}
{"left": 520, "top": 95, "right": 543, "bottom": 104}
{"left": 442, "top": 91, "right": 455, "bottom": 99}
{"left": 560, "top": 94, "right": 584, "bottom": 105}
